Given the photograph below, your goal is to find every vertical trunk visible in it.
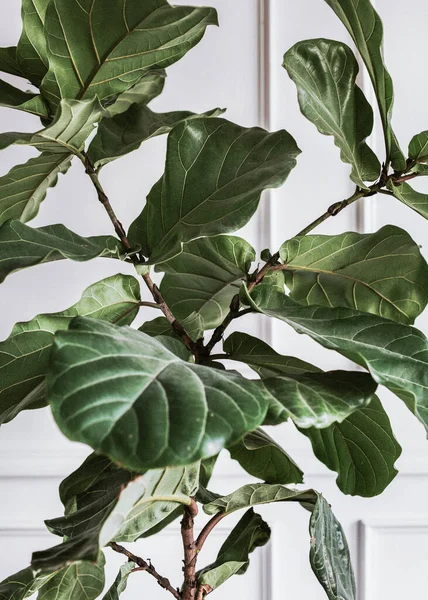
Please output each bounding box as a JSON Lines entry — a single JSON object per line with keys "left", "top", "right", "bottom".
{"left": 181, "top": 499, "right": 199, "bottom": 600}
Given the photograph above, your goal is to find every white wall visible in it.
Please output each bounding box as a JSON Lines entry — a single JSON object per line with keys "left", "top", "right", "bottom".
{"left": 1, "top": 1, "right": 428, "bottom": 598}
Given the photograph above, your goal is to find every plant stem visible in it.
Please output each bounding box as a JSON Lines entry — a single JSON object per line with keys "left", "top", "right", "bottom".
{"left": 110, "top": 542, "right": 181, "bottom": 600}
{"left": 195, "top": 512, "right": 226, "bottom": 551}
{"left": 181, "top": 499, "right": 199, "bottom": 600}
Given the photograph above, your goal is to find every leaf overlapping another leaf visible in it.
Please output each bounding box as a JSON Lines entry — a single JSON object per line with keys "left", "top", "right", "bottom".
{"left": 129, "top": 117, "right": 301, "bottom": 264}
{"left": 17, "top": 0, "right": 50, "bottom": 87}
{"left": 0, "top": 47, "right": 22, "bottom": 78}
{"left": 0, "top": 79, "right": 49, "bottom": 118}
{"left": 386, "top": 180, "right": 428, "bottom": 221}
{"left": 0, "top": 274, "right": 141, "bottom": 425}
{"left": 103, "top": 70, "right": 166, "bottom": 118}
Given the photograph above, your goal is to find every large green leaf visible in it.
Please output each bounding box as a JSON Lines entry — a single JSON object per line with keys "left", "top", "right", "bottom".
{"left": 0, "top": 274, "right": 141, "bottom": 425}
{"left": 37, "top": 555, "right": 105, "bottom": 600}
{"left": 323, "top": 0, "right": 405, "bottom": 170}
{"left": 0, "top": 47, "right": 22, "bottom": 78}
{"left": 0, "top": 220, "right": 123, "bottom": 282}
{"left": 17, "top": 0, "right": 50, "bottom": 87}
{"left": 223, "top": 331, "right": 322, "bottom": 378}
{"left": 0, "top": 79, "right": 49, "bottom": 118}
{"left": 88, "top": 106, "right": 223, "bottom": 169}
{"left": 204, "top": 484, "right": 355, "bottom": 600}
{"left": 229, "top": 428, "right": 303, "bottom": 485}
{"left": 242, "top": 283, "right": 428, "bottom": 432}
{"left": 0, "top": 153, "right": 72, "bottom": 226}
{"left": 300, "top": 395, "right": 401, "bottom": 497}
{"left": 0, "top": 98, "right": 103, "bottom": 155}
{"left": 197, "top": 509, "right": 270, "bottom": 590}
{"left": 386, "top": 180, "right": 428, "bottom": 221}
{"left": 283, "top": 39, "right": 379, "bottom": 188}
{"left": 280, "top": 225, "right": 428, "bottom": 324}
{"left": 158, "top": 236, "right": 255, "bottom": 329}
{"left": 104, "top": 70, "right": 166, "bottom": 118}
{"left": 128, "top": 118, "right": 301, "bottom": 264}
{"left": 0, "top": 568, "right": 54, "bottom": 600}
{"left": 102, "top": 563, "right": 135, "bottom": 600}
{"left": 48, "top": 317, "right": 269, "bottom": 470}
{"left": 41, "top": 0, "right": 217, "bottom": 109}
{"left": 408, "top": 130, "right": 428, "bottom": 164}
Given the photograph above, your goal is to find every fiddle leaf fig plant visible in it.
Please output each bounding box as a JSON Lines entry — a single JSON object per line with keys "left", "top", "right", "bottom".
{"left": 1, "top": 1, "right": 427, "bottom": 599}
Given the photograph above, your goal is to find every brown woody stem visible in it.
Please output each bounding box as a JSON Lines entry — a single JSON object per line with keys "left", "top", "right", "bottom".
{"left": 195, "top": 512, "right": 226, "bottom": 551}
{"left": 181, "top": 499, "right": 199, "bottom": 600}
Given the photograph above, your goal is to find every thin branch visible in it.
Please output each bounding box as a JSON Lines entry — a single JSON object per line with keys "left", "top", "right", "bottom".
{"left": 181, "top": 499, "right": 199, "bottom": 600}
{"left": 195, "top": 512, "right": 226, "bottom": 552}
{"left": 204, "top": 295, "right": 240, "bottom": 354}
{"left": 110, "top": 542, "right": 181, "bottom": 600}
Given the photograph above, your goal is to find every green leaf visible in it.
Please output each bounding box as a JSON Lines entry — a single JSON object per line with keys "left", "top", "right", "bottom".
{"left": 197, "top": 509, "right": 270, "bottom": 590}
{"left": 309, "top": 495, "right": 355, "bottom": 600}
{"left": 223, "top": 331, "right": 322, "bottom": 378}
{"left": 280, "top": 225, "right": 428, "bottom": 324}
{"left": 129, "top": 117, "right": 301, "bottom": 264}
{"left": 242, "top": 283, "right": 428, "bottom": 433}
{"left": 139, "top": 316, "right": 176, "bottom": 338}
{"left": 48, "top": 317, "right": 269, "bottom": 470}
{"left": 104, "top": 70, "right": 166, "bottom": 118}
{"left": 102, "top": 563, "right": 135, "bottom": 600}
{"left": 0, "top": 153, "right": 72, "bottom": 226}
{"left": 300, "top": 395, "right": 401, "bottom": 497}
{"left": 41, "top": 0, "right": 218, "bottom": 109}
{"left": 283, "top": 39, "right": 380, "bottom": 188}
{"left": 17, "top": 0, "right": 50, "bottom": 87}
{"left": 0, "top": 79, "right": 49, "bottom": 118}
{"left": 0, "top": 220, "right": 123, "bottom": 282}
{"left": 408, "top": 130, "right": 428, "bottom": 163}
{"left": 0, "top": 568, "right": 54, "bottom": 600}
{"left": 88, "top": 105, "right": 224, "bottom": 169}
{"left": 36, "top": 554, "right": 105, "bottom": 600}
{"left": 158, "top": 236, "right": 255, "bottom": 329}
{"left": 0, "top": 98, "right": 103, "bottom": 155}
{"left": 0, "top": 274, "right": 141, "bottom": 425}
{"left": 323, "top": 0, "right": 405, "bottom": 170}
{"left": 0, "top": 47, "right": 23, "bottom": 78}
{"left": 229, "top": 428, "right": 303, "bottom": 485}
{"left": 386, "top": 180, "right": 428, "bottom": 221}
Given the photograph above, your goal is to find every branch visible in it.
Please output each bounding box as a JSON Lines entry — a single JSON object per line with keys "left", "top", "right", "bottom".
{"left": 181, "top": 499, "right": 199, "bottom": 600}
{"left": 110, "top": 542, "right": 181, "bottom": 600}
{"left": 195, "top": 512, "right": 226, "bottom": 552}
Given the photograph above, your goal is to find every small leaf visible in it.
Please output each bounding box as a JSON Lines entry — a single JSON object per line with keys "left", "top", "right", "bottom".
{"left": 0, "top": 79, "right": 49, "bottom": 118}
{"left": 88, "top": 105, "right": 224, "bottom": 169}
{"left": 139, "top": 316, "right": 176, "bottom": 338}
{"left": 36, "top": 554, "right": 105, "bottom": 600}
{"left": 323, "top": 0, "right": 405, "bottom": 170}
{"left": 129, "top": 117, "right": 300, "bottom": 264}
{"left": 17, "top": 0, "right": 50, "bottom": 86}
{"left": 41, "top": 0, "right": 218, "bottom": 109}
{"left": 0, "top": 274, "right": 141, "bottom": 425}
{"left": 229, "top": 428, "right": 303, "bottom": 485}
{"left": 408, "top": 130, "right": 428, "bottom": 163}
{"left": 104, "top": 70, "right": 166, "bottom": 118}
{"left": 158, "top": 236, "right": 255, "bottom": 329}
{"left": 0, "top": 220, "right": 122, "bottom": 282}
{"left": 0, "top": 98, "right": 103, "bottom": 155}
{"left": 102, "top": 562, "right": 135, "bottom": 600}
{"left": 197, "top": 509, "right": 270, "bottom": 590}
{"left": 280, "top": 225, "right": 428, "bottom": 324}
{"left": 0, "top": 47, "right": 22, "bottom": 78}
{"left": 48, "top": 318, "right": 269, "bottom": 471}
{"left": 0, "top": 153, "right": 72, "bottom": 226}
{"left": 300, "top": 395, "right": 401, "bottom": 497}
{"left": 386, "top": 180, "right": 428, "bottom": 221}
{"left": 283, "top": 39, "right": 380, "bottom": 188}
{"left": 242, "top": 282, "right": 428, "bottom": 433}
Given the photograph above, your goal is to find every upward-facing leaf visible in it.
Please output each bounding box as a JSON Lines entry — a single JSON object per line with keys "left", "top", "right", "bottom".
{"left": 283, "top": 39, "right": 380, "bottom": 188}
{"left": 242, "top": 283, "right": 428, "bottom": 433}
{"left": 0, "top": 47, "right": 22, "bottom": 78}
{"left": 0, "top": 274, "right": 141, "bottom": 425}
{"left": 17, "top": 0, "right": 50, "bottom": 86}
{"left": 41, "top": 0, "right": 218, "bottom": 109}
{"left": 48, "top": 318, "right": 269, "bottom": 471}
{"left": 0, "top": 79, "right": 49, "bottom": 118}
{"left": 386, "top": 180, "right": 428, "bottom": 221}
{"left": 102, "top": 563, "right": 134, "bottom": 600}
{"left": 323, "top": 0, "right": 405, "bottom": 170}
{"left": 158, "top": 236, "right": 255, "bottom": 329}
{"left": 129, "top": 118, "right": 301, "bottom": 264}
{"left": 280, "top": 225, "right": 428, "bottom": 324}
{"left": 0, "top": 153, "right": 72, "bottom": 226}
{"left": 36, "top": 554, "right": 105, "bottom": 600}
{"left": 408, "top": 130, "right": 428, "bottom": 164}
{"left": 104, "top": 70, "right": 166, "bottom": 118}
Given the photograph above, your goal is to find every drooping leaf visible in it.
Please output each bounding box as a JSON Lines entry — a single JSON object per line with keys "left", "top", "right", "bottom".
{"left": 229, "top": 428, "right": 303, "bottom": 485}
{"left": 0, "top": 98, "right": 103, "bottom": 155}
{"left": 104, "top": 70, "right": 166, "bottom": 118}
{"left": 0, "top": 220, "right": 123, "bottom": 282}
{"left": 158, "top": 236, "right": 255, "bottom": 329}
{"left": 242, "top": 283, "right": 428, "bottom": 433}
{"left": 323, "top": 0, "right": 405, "bottom": 170}
{"left": 0, "top": 274, "right": 141, "bottom": 425}
{"left": 386, "top": 180, "right": 428, "bottom": 220}
{"left": 0, "top": 153, "right": 72, "bottom": 226}
{"left": 102, "top": 563, "right": 135, "bottom": 600}
{"left": 283, "top": 39, "right": 380, "bottom": 188}
{"left": 0, "top": 79, "right": 49, "bottom": 118}
{"left": 128, "top": 118, "right": 301, "bottom": 264}
{"left": 223, "top": 331, "right": 322, "bottom": 378}
{"left": 0, "top": 47, "right": 22, "bottom": 78}
{"left": 409, "top": 130, "right": 428, "bottom": 163}
{"left": 41, "top": 0, "right": 218, "bottom": 109}
{"left": 300, "top": 395, "right": 401, "bottom": 497}
{"left": 197, "top": 509, "right": 271, "bottom": 590}
{"left": 280, "top": 225, "right": 428, "bottom": 324}
{"left": 48, "top": 317, "right": 269, "bottom": 471}
{"left": 17, "top": 0, "right": 50, "bottom": 87}
{"left": 88, "top": 106, "right": 224, "bottom": 169}
{"left": 36, "top": 554, "right": 105, "bottom": 600}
